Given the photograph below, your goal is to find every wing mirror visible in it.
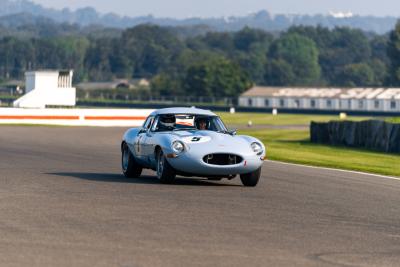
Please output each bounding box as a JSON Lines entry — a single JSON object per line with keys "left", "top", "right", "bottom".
{"left": 228, "top": 129, "right": 237, "bottom": 136}
{"left": 138, "top": 128, "right": 147, "bottom": 134}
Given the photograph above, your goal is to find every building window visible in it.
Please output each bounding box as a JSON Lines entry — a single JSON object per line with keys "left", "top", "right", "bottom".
{"left": 310, "top": 99, "right": 316, "bottom": 108}
{"left": 348, "top": 100, "right": 352, "bottom": 109}
{"left": 391, "top": 101, "right": 397, "bottom": 109}
{"left": 248, "top": 98, "right": 253, "bottom": 106}
{"left": 358, "top": 100, "right": 364, "bottom": 109}
{"left": 280, "top": 99, "right": 285, "bottom": 107}
{"left": 374, "top": 100, "right": 380, "bottom": 109}
{"left": 326, "top": 100, "right": 332, "bottom": 108}
{"left": 265, "top": 99, "right": 269, "bottom": 107}
{"left": 294, "top": 100, "right": 300, "bottom": 108}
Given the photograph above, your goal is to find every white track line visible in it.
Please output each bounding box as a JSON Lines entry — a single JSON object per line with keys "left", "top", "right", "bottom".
{"left": 265, "top": 160, "right": 400, "bottom": 182}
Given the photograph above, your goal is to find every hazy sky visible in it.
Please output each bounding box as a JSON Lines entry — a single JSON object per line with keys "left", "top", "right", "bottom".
{"left": 31, "top": 0, "right": 400, "bottom": 18}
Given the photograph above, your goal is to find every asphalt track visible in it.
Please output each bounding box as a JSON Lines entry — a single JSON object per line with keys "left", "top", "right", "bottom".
{"left": 1, "top": 126, "right": 400, "bottom": 267}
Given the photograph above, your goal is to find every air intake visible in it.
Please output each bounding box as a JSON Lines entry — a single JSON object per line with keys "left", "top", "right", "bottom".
{"left": 203, "top": 154, "right": 243, "bottom": 166}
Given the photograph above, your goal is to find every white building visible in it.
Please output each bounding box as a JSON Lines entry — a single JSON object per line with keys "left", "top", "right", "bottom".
{"left": 13, "top": 70, "right": 76, "bottom": 109}
{"left": 239, "top": 87, "right": 400, "bottom": 113}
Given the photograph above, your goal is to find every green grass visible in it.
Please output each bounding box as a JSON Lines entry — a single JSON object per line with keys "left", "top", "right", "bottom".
{"left": 239, "top": 128, "right": 400, "bottom": 177}
{"left": 387, "top": 117, "right": 400, "bottom": 123}
{"left": 218, "top": 112, "right": 373, "bottom": 126}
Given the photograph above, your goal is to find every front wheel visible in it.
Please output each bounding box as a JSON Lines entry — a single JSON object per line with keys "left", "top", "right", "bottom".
{"left": 156, "top": 150, "right": 176, "bottom": 184}
{"left": 240, "top": 168, "right": 261, "bottom": 187}
{"left": 122, "top": 143, "right": 142, "bottom": 178}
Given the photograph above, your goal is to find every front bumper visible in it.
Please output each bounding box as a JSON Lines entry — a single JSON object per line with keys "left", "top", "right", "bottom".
{"left": 167, "top": 151, "right": 264, "bottom": 176}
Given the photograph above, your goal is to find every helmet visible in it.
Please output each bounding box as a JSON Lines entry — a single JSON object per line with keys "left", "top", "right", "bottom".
{"left": 159, "top": 114, "right": 176, "bottom": 129}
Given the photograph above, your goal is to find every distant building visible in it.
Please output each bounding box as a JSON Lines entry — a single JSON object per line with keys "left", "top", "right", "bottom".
{"left": 239, "top": 86, "right": 400, "bottom": 113}
{"left": 13, "top": 70, "right": 76, "bottom": 109}
{"left": 76, "top": 78, "right": 150, "bottom": 90}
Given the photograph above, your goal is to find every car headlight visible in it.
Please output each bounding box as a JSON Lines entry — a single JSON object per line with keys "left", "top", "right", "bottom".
{"left": 251, "top": 142, "right": 263, "bottom": 155}
{"left": 172, "top": 141, "right": 185, "bottom": 154}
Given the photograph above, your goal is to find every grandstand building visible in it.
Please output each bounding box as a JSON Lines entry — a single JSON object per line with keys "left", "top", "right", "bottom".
{"left": 13, "top": 70, "right": 76, "bottom": 109}
{"left": 239, "top": 87, "right": 400, "bottom": 113}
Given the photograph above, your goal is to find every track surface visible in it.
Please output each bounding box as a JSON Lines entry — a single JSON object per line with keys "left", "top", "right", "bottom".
{"left": 1, "top": 126, "right": 400, "bottom": 267}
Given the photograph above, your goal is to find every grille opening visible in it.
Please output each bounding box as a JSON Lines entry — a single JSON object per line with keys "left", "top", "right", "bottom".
{"left": 203, "top": 154, "right": 243, "bottom": 165}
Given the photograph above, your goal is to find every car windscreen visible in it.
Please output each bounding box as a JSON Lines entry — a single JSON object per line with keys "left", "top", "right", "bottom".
{"left": 152, "top": 114, "right": 227, "bottom": 132}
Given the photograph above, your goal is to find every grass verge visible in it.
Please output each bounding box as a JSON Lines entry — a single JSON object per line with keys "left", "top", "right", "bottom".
{"left": 387, "top": 117, "right": 400, "bottom": 123}
{"left": 218, "top": 112, "right": 373, "bottom": 126}
{"left": 239, "top": 128, "right": 400, "bottom": 177}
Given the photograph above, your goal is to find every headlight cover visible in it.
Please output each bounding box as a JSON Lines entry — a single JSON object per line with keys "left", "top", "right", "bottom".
{"left": 172, "top": 141, "right": 185, "bottom": 154}
{"left": 251, "top": 142, "right": 263, "bottom": 155}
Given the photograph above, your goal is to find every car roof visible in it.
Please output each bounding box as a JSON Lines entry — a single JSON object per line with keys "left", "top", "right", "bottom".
{"left": 150, "top": 107, "right": 217, "bottom": 116}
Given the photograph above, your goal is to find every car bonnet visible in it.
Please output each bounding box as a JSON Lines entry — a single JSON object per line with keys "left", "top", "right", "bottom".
{"left": 171, "top": 130, "right": 253, "bottom": 154}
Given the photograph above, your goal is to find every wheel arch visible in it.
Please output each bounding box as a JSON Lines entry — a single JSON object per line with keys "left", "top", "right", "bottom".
{"left": 154, "top": 145, "right": 162, "bottom": 157}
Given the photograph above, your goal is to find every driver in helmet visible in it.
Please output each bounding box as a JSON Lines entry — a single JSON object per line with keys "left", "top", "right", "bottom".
{"left": 158, "top": 114, "right": 176, "bottom": 131}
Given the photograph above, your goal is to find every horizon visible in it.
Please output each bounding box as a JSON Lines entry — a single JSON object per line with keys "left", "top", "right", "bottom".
{"left": 29, "top": 0, "right": 400, "bottom": 19}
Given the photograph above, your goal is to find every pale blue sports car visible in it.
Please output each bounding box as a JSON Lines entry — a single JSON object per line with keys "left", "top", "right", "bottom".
{"left": 121, "top": 107, "right": 266, "bottom": 186}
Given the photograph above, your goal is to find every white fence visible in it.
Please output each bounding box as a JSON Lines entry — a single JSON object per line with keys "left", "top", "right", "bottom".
{"left": 0, "top": 108, "right": 153, "bottom": 127}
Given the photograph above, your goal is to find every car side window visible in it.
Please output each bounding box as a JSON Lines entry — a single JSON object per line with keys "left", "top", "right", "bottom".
{"left": 143, "top": 116, "right": 154, "bottom": 131}
{"left": 142, "top": 117, "right": 150, "bottom": 128}
{"left": 150, "top": 117, "right": 159, "bottom": 132}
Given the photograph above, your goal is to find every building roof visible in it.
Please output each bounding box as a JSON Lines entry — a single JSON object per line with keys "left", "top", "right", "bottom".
{"left": 241, "top": 86, "right": 400, "bottom": 100}
{"left": 150, "top": 107, "right": 216, "bottom": 116}
{"left": 76, "top": 79, "right": 150, "bottom": 90}
{"left": 76, "top": 81, "right": 123, "bottom": 90}
{"left": 25, "top": 70, "right": 73, "bottom": 75}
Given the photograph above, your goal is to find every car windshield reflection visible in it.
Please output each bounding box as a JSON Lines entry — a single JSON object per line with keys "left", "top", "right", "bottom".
{"left": 152, "top": 114, "right": 227, "bottom": 132}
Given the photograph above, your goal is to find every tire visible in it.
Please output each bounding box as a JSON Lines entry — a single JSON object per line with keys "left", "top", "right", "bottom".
{"left": 122, "top": 142, "right": 142, "bottom": 178}
{"left": 240, "top": 168, "right": 261, "bottom": 187}
{"left": 156, "top": 149, "right": 176, "bottom": 184}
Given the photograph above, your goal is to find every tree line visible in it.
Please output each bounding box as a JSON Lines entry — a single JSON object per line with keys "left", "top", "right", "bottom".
{"left": 2, "top": 22, "right": 400, "bottom": 97}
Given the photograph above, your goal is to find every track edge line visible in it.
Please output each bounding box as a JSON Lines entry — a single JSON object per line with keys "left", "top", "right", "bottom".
{"left": 265, "top": 160, "right": 400, "bottom": 181}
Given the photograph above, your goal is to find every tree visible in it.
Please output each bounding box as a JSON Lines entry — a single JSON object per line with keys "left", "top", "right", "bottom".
{"left": 109, "top": 41, "right": 130, "bottom": 78}
{"left": 268, "top": 33, "right": 320, "bottom": 85}
{"left": 231, "top": 29, "right": 273, "bottom": 85}
{"left": 264, "top": 59, "right": 295, "bottom": 86}
{"left": 183, "top": 57, "right": 252, "bottom": 97}
{"left": 387, "top": 20, "right": 400, "bottom": 85}
{"left": 319, "top": 27, "right": 371, "bottom": 84}
{"left": 0, "top": 37, "right": 35, "bottom": 79}
{"left": 233, "top": 27, "right": 273, "bottom": 51}
{"left": 200, "top": 32, "right": 235, "bottom": 53}
{"left": 287, "top": 25, "right": 333, "bottom": 49}
{"left": 84, "top": 38, "right": 114, "bottom": 81}
{"left": 368, "top": 59, "right": 388, "bottom": 86}
{"left": 0, "top": 23, "right": 393, "bottom": 90}
{"left": 288, "top": 26, "right": 373, "bottom": 85}
{"left": 370, "top": 35, "right": 390, "bottom": 65}
{"left": 120, "top": 24, "right": 185, "bottom": 78}
{"left": 236, "top": 52, "right": 267, "bottom": 84}
{"left": 151, "top": 73, "right": 183, "bottom": 96}
{"left": 338, "top": 63, "right": 375, "bottom": 87}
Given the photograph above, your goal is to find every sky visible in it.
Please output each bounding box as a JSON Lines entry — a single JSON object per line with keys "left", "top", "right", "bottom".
{"left": 30, "top": 0, "right": 400, "bottom": 18}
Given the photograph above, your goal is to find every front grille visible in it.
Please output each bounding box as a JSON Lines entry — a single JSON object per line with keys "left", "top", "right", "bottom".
{"left": 203, "top": 154, "right": 243, "bottom": 166}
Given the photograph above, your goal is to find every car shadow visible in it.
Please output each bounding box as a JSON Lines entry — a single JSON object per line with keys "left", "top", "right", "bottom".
{"left": 47, "top": 172, "right": 241, "bottom": 187}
